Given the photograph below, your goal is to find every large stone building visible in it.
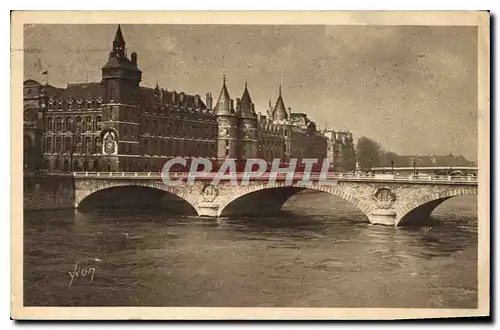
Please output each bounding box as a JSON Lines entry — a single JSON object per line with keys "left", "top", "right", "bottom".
{"left": 23, "top": 25, "right": 355, "bottom": 173}
{"left": 323, "top": 130, "right": 356, "bottom": 172}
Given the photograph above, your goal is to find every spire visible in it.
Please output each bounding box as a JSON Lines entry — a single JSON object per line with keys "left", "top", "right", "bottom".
{"left": 114, "top": 24, "right": 125, "bottom": 44}
{"left": 214, "top": 75, "right": 232, "bottom": 115}
{"left": 239, "top": 82, "right": 254, "bottom": 118}
{"left": 273, "top": 84, "right": 288, "bottom": 121}
{"left": 112, "top": 24, "right": 125, "bottom": 58}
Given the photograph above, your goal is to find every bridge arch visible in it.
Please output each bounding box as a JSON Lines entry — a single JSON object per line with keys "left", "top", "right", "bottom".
{"left": 396, "top": 187, "right": 478, "bottom": 226}
{"left": 75, "top": 180, "right": 200, "bottom": 214}
{"left": 217, "top": 182, "right": 373, "bottom": 219}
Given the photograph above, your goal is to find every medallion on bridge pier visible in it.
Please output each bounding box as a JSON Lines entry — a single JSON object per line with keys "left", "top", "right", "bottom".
{"left": 373, "top": 187, "right": 396, "bottom": 209}
{"left": 201, "top": 183, "right": 218, "bottom": 203}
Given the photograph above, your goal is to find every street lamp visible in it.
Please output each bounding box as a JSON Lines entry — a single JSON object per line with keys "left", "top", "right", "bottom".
{"left": 413, "top": 160, "right": 416, "bottom": 175}
{"left": 391, "top": 160, "right": 394, "bottom": 174}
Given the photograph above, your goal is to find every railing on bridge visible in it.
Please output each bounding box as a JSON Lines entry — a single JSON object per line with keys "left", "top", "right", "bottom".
{"left": 72, "top": 171, "right": 478, "bottom": 183}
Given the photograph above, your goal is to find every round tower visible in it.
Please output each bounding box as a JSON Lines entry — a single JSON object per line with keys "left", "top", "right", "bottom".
{"left": 272, "top": 85, "right": 292, "bottom": 162}
{"left": 237, "top": 82, "right": 258, "bottom": 160}
{"left": 214, "top": 75, "right": 238, "bottom": 165}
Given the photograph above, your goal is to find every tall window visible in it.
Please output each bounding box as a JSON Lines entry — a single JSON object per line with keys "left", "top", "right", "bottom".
{"left": 47, "top": 117, "right": 54, "bottom": 131}
{"left": 95, "top": 116, "right": 102, "bottom": 131}
{"left": 75, "top": 116, "right": 82, "bottom": 132}
{"left": 94, "top": 137, "right": 101, "bottom": 153}
{"left": 55, "top": 136, "right": 62, "bottom": 153}
{"left": 65, "top": 137, "right": 72, "bottom": 152}
{"left": 85, "top": 116, "right": 92, "bottom": 132}
{"left": 85, "top": 136, "right": 92, "bottom": 154}
{"left": 65, "top": 117, "right": 72, "bottom": 132}
{"left": 56, "top": 117, "right": 62, "bottom": 132}
{"left": 46, "top": 137, "right": 52, "bottom": 153}
{"left": 75, "top": 136, "right": 82, "bottom": 153}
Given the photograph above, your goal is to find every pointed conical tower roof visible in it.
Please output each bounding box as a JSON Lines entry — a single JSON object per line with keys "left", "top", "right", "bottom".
{"left": 214, "top": 75, "right": 232, "bottom": 115}
{"left": 272, "top": 85, "right": 288, "bottom": 121}
{"left": 114, "top": 24, "right": 125, "bottom": 44}
{"left": 239, "top": 81, "right": 254, "bottom": 118}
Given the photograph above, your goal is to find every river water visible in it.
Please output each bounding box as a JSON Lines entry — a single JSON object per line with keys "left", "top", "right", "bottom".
{"left": 23, "top": 192, "right": 477, "bottom": 308}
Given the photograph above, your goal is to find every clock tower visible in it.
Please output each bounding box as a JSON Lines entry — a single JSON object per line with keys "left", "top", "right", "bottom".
{"left": 100, "top": 25, "right": 142, "bottom": 171}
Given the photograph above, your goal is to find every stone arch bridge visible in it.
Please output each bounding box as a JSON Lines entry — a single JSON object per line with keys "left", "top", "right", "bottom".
{"left": 73, "top": 172, "right": 478, "bottom": 227}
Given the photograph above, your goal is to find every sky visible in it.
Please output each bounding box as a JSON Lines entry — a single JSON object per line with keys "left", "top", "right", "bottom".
{"left": 24, "top": 24, "right": 478, "bottom": 162}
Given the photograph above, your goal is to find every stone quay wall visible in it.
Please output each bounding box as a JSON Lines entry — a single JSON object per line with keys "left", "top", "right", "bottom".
{"left": 23, "top": 173, "right": 75, "bottom": 211}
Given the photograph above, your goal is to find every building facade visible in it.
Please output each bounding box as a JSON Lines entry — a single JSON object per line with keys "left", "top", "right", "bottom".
{"left": 23, "top": 25, "right": 355, "bottom": 173}
{"left": 323, "top": 130, "right": 356, "bottom": 172}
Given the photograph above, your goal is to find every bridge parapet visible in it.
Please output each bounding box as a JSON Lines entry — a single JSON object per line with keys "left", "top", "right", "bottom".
{"left": 72, "top": 171, "right": 478, "bottom": 185}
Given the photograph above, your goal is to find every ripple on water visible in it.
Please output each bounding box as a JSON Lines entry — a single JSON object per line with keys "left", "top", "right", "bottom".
{"left": 23, "top": 194, "right": 478, "bottom": 308}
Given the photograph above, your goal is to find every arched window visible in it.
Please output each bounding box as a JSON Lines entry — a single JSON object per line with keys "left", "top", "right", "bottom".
{"left": 63, "top": 159, "right": 70, "bottom": 171}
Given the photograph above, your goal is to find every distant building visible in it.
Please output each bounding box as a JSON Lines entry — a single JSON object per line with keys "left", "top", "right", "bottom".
{"left": 23, "top": 25, "right": 356, "bottom": 173}
{"left": 323, "top": 130, "right": 356, "bottom": 172}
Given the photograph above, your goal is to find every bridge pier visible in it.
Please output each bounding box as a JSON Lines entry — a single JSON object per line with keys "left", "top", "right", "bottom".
{"left": 368, "top": 209, "right": 397, "bottom": 226}
{"left": 197, "top": 202, "right": 220, "bottom": 217}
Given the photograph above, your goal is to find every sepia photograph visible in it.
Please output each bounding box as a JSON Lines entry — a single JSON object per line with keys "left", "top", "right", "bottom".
{"left": 12, "top": 11, "right": 490, "bottom": 320}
